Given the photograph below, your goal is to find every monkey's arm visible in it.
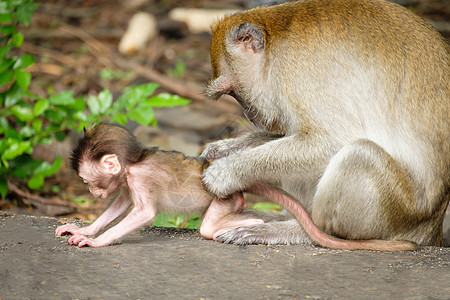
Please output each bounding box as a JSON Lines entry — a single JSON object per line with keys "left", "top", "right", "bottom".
{"left": 55, "top": 189, "right": 131, "bottom": 237}
{"left": 69, "top": 183, "right": 157, "bottom": 247}
{"left": 203, "top": 133, "right": 338, "bottom": 198}
{"left": 69, "top": 205, "right": 156, "bottom": 247}
{"left": 200, "top": 131, "right": 283, "bottom": 160}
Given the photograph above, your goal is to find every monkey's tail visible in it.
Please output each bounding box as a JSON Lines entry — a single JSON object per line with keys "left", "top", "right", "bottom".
{"left": 246, "top": 183, "right": 418, "bottom": 251}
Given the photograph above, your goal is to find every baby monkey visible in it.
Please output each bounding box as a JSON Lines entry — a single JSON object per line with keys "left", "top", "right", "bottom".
{"left": 55, "top": 123, "right": 264, "bottom": 247}
{"left": 56, "top": 123, "right": 416, "bottom": 251}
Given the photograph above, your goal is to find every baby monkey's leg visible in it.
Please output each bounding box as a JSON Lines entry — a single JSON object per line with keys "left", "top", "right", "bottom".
{"left": 199, "top": 193, "right": 264, "bottom": 240}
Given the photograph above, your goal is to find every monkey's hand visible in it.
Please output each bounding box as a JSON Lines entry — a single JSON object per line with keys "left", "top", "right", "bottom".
{"left": 55, "top": 223, "right": 97, "bottom": 237}
{"left": 68, "top": 234, "right": 111, "bottom": 248}
{"left": 202, "top": 155, "right": 246, "bottom": 198}
{"left": 200, "top": 138, "right": 242, "bottom": 160}
{"left": 201, "top": 131, "right": 282, "bottom": 160}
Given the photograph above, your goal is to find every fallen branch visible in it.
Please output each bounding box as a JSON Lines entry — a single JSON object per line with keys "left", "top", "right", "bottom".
{"left": 7, "top": 180, "right": 93, "bottom": 210}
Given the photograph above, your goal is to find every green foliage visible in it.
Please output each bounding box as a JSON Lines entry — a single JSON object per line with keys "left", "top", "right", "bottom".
{"left": 153, "top": 203, "right": 281, "bottom": 229}
{"left": 0, "top": 0, "right": 190, "bottom": 199}
{"left": 99, "top": 67, "right": 131, "bottom": 81}
{"left": 167, "top": 60, "right": 186, "bottom": 78}
{"left": 249, "top": 202, "right": 282, "bottom": 211}
{"left": 153, "top": 213, "right": 201, "bottom": 229}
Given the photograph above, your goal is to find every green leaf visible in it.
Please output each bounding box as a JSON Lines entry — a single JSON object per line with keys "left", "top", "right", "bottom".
{"left": 15, "top": 2, "right": 39, "bottom": 26}
{"left": 1, "top": 140, "right": 32, "bottom": 160}
{"left": 185, "top": 214, "right": 201, "bottom": 229}
{"left": 45, "top": 109, "right": 66, "bottom": 122}
{"left": 0, "top": 25, "right": 13, "bottom": 34}
{"left": 0, "top": 2, "right": 7, "bottom": 14}
{"left": 38, "top": 136, "right": 52, "bottom": 145}
{"left": 11, "top": 105, "right": 33, "bottom": 121}
{"left": 54, "top": 131, "right": 65, "bottom": 141}
{"left": 12, "top": 32, "right": 24, "bottom": 47}
{"left": 13, "top": 54, "right": 34, "bottom": 69}
{"left": 128, "top": 105, "right": 155, "bottom": 126}
{"left": 153, "top": 213, "right": 176, "bottom": 228}
{"left": 99, "top": 68, "right": 115, "bottom": 80}
{"left": 0, "top": 71, "right": 13, "bottom": 86}
{"left": 152, "top": 213, "right": 200, "bottom": 229}
{"left": 0, "top": 176, "right": 7, "bottom": 199}
{"left": 73, "top": 196, "right": 89, "bottom": 205}
{"left": 5, "top": 84, "right": 24, "bottom": 107}
{"left": 113, "top": 94, "right": 127, "bottom": 111}
{"left": 250, "top": 202, "right": 282, "bottom": 211}
{"left": 0, "top": 117, "right": 9, "bottom": 134}
{"left": 0, "top": 57, "right": 15, "bottom": 73}
{"left": 0, "top": 44, "right": 12, "bottom": 59}
{"left": 112, "top": 112, "right": 127, "bottom": 124}
{"left": 4, "top": 127, "right": 20, "bottom": 139}
{"left": 119, "top": 83, "right": 159, "bottom": 110}
{"left": 19, "top": 126, "right": 35, "bottom": 138}
{"left": 70, "top": 96, "right": 85, "bottom": 111}
{"left": 49, "top": 90, "right": 74, "bottom": 105}
{"left": 33, "top": 98, "right": 49, "bottom": 116}
{"left": 33, "top": 157, "right": 62, "bottom": 177}
{"left": 0, "top": 139, "right": 8, "bottom": 157}
{"left": 14, "top": 69, "right": 31, "bottom": 89}
{"left": 9, "top": 155, "right": 41, "bottom": 179}
{"left": 146, "top": 93, "right": 190, "bottom": 107}
{"left": 97, "top": 89, "right": 113, "bottom": 113}
{"left": 125, "top": 83, "right": 159, "bottom": 98}
{"left": 32, "top": 118, "right": 42, "bottom": 132}
{"left": 87, "top": 95, "right": 100, "bottom": 115}
{"left": 0, "top": 13, "right": 12, "bottom": 23}
{"left": 28, "top": 174, "right": 44, "bottom": 189}
{"left": 72, "top": 110, "right": 88, "bottom": 122}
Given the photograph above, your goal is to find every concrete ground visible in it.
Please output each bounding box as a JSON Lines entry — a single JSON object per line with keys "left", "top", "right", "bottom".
{"left": 0, "top": 211, "right": 449, "bottom": 299}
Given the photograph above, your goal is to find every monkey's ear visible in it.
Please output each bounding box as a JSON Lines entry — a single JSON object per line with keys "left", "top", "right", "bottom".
{"left": 231, "top": 22, "right": 265, "bottom": 54}
{"left": 100, "top": 154, "right": 121, "bottom": 175}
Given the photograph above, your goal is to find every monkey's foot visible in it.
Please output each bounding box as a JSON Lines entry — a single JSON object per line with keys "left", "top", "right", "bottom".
{"left": 215, "top": 220, "right": 314, "bottom": 245}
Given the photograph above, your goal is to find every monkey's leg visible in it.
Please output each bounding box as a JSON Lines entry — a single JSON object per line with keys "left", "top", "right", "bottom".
{"left": 311, "top": 139, "right": 421, "bottom": 242}
{"left": 200, "top": 194, "right": 264, "bottom": 240}
{"left": 216, "top": 219, "right": 314, "bottom": 245}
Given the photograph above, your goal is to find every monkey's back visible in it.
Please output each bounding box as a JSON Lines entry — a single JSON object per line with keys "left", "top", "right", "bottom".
{"left": 137, "top": 149, "right": 213, "bottom": 214}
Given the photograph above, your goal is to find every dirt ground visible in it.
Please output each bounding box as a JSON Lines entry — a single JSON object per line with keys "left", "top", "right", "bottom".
{"left": 1, "top": 211, "right": 449, "bottom": 299}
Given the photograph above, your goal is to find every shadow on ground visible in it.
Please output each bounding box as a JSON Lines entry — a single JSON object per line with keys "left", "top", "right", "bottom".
{"left": 0, "top": 211, "right": 449, "bottom": 299}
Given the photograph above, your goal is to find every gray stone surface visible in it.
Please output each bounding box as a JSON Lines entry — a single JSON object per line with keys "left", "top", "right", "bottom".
{"left": 1, "top": 211, "right": 449, "bottom": 299}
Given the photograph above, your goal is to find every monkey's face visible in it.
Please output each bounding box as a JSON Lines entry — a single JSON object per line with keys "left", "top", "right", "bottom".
{"left": 78, "top": 162, "right": 123, "bottom": 200}
{"left": 207, "top": 21, "right": 287, "bottom": 132}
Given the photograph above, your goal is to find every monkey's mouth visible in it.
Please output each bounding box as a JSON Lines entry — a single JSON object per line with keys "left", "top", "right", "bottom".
{"left": 228, "top": 91, "right": 259, "bottom": 126}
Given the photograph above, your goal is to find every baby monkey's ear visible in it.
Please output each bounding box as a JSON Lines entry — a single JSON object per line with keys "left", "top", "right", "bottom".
{"left": 100, "top": 154, "right": 121, "bottom": 175}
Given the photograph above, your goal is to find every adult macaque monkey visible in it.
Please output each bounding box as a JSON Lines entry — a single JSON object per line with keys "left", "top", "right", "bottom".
{"left": 55, "top": 123, "right": 265, "bottom": 247}
{"left": 201, "top": 0, "right": 449, "bottom": 247}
